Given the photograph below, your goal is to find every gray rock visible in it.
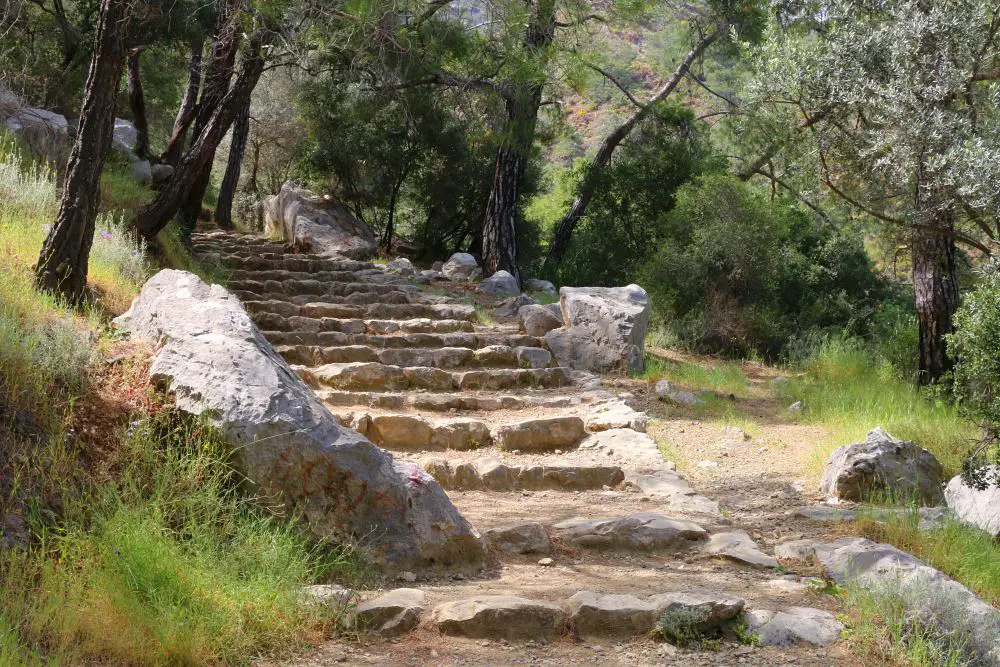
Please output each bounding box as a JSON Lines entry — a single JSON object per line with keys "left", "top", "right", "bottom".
{"left": 419, "top": 269, "right": 443, "bottom": 281}
{"left": 525, "top": 278, "right": 557, "bottom": 296}
{"left": 945, "top": 470, "right": 1000, "bottom": 536}
{"left": 496, "top": 293, "right": 535, "bottom": 318}
{"left": 815, "top": 537, "right": 1000, "bottom": 663}
{"left": 131, "top": 159, "right": 152, "bottom": 184}
{"left": 114, "top": 270, "right": 485, "bottom": 573}
{"left": 795, "top": 505, "right": 856, "bottom": 522}
{"left": 774, "top": 539, "right": 821, "bottom": 562}
{"left": 702, "top": 531, "right": 778, "bottom": 568}
{"left": 820, "top": 428, "right": 944, "bottom": 505}
{"left": 514, "top": 346, "right": 551, "bottom": 369}
{"left": 553, "top": 513, "right": 706, "bottom": 551}
{"left": 356, "top": 588, "right": 425, "bottom": 637}
{"left": 433, "top": 596, "right": 567, "bottom": 640}
{"left": 585, "top": 402, "right": 648, "bottom": 433}
{"left": 567, "top": 590, "right": 743, "bottom": 639}
{"left": 485, "top": 522, "right": 551, "bottom": 554}
{"left": 302, "top": 584, "right": 354, "bottom": 607}
{"left": 494, "top": 416, "right": 586, "bottom": 452}
{"left": 746, "top": 607, "right": 843, "bottom": 647}
{"left": 478, "top": 270, "right": 520, "bottom": 297}
{"left": 150, "top": 163, "right": 174, "bottom": 183}
{"left": 667, "top": 389, "right": 703, "bottom": 406}
{"left": 265, "top": 181, "right": 378, "bottom": 259}
{"left": 441, "top": 252, "right": 480, "bottom": 282}
{"left": 113, "top": 117, "right": 138, "bottom": 151}
{"left": 654, "top": 379, "right": 673, "bottom": 398}
{"left": 518, "top": 303, "right": 563, "bottom": 337}
{"left": 788, "top": 400, "right": 804, "bottom": 413}
{"left": 431, "top": 260, "right": 444, "bottom": 272}
{"left": 5, "top": 107, "right": 69, "bottom": 162}
{"left": 544, "top": 285, "right": 650, "bottom": 375}
{"left": 386, "top": 257, "right": 415, "bottom": 277}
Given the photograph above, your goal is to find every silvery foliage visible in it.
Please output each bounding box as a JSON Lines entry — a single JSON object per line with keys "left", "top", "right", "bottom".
{"left": 740, "top": 0, "right": 1000, "bottom": 232}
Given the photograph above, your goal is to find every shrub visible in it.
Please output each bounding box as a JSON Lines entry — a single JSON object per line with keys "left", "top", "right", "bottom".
{"left": 641, "top": 174, "right": 887, "bottom": 358}
{"left": 948, "top": 263, "right": 1000, "bottom": 485}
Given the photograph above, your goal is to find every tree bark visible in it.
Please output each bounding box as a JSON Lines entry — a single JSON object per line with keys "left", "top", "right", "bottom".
{"left": 481, "top": 0, "right": 554, "bottom": 283}
{"left": 135, "top": 29, "right": 269, "bottom": 239}
{"left": 177, "top": 0, "right": 245, "bottom": 232}
{"left": 35, "top": 0, "right": 128, "bottom": 304}
{"left": 913, "top": 166, "right": 959, "bottom": 384}
{"left": 161, "top": 38, "right": 204, "bottom": 165}
{"left": 543, "top": 26, "right": 721, "bottom": 270}
{"left": 126, "top": 48, "right": 150, "bottom": 158}
{"left": 214, "top": 97, "right": 250, "bottom": 228}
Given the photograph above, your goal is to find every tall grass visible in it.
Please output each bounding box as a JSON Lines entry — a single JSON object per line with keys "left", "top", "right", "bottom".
{"left": 779, "top": 338, "right": 972, "bottom": 475}
{"left": 639, "top": 354, "right": 751, "bottom": 396}
{"left": 1, "top": 413, "right": 356, "bottom": 665}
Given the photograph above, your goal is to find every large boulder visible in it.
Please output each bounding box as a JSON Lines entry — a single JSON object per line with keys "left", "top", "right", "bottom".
{"left": 544, "top": 285, "right": 650, "bottom": 375}
{"left": 478, "top": 270, "right": 520, "bottom": 297}
{"left": 265, "top": 181, "right": 378, "bottom": 259}
{"left": 114, "top": 270, "right": 485, "bottom": 573}
{"left": 945, "top": 470, "right": 1000, "bottom": 536}
{"left": 819, "top": 428, "right": 944, "bottom": 505}
{"left": 518, "top": 303, "right": 562, "bottom": 337}
{"left": 113, "top": 118, "right": 138, "bottom": 152}
{"left": 3, "top": 107, "right": 70, "bottom": 163}
{"left": 441, "top": 253, "right": 481, "bottom": 282}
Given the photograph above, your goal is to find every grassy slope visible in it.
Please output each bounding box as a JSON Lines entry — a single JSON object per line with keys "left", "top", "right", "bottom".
{"left": 0, "top": 142, "right": 357, "bottom": 665}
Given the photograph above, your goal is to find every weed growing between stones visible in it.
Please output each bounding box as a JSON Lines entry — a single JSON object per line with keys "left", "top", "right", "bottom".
{"left": 655, "top": 606, "right": 716, "bottom": 648}
{"left": 731, "top": 615, "right": 759, "bottom": 647}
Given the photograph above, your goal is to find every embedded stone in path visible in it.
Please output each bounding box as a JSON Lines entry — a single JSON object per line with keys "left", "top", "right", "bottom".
{"left": 484, "top": 522, "right": 551, "bottom": 555}
{"left": 514, "top": 345, "right": 552, "bottom": 369}
{"left": 820, "top": 427, "right": 944, "bottom": 505}
{"left": 585, "top": 401, "right": 648, "bottom": 433}
{"left": 553, "top": 513, "right": 706, "bottom": 551}
{"left": 356, "top": 588, "right": 425, "bottom": 637}
{"left": 774, "top": 539, "right": 821, "bottom": 562}
{"left": 567, "top": 590, "right": 744, "bottom": 639}
{"left": 945, "top": 468, "right": 1000, "bottom": 536}
{"left": 702, "top": 531, "right": 778, "bottom": 568}
{"left": 815, "top": 537, "right": 1000, "bottom": 664}
{"left": 114, "top": 270, "right": 485, "bottom": 573}
{"left": 422, "top": 457, "right": 623, "bottom": 491}
{"left": 432, "top": 596, "right": 567, "bottom": 640}
{"left": 746, "top": 607, "right": 843, "bottom": 647}
{"left": 355, "top": 414, "right": 492, "bottom": 451}
{"left": 495, "top": 416, "right": 586, "bottom": 452}
{"left": 795, "top": 505, "right": 856, "bottom": 522}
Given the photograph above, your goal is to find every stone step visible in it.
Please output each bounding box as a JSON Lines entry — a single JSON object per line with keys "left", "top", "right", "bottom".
{"left": 552, "top": 513, "right": 708, "bottom": 551}
{"left": 419, "top": 456, "right": 624, "bottom": 491}
{"left": 317, "top": 388, "right": 588, "bottom": 413}
{"left": 276, "top": 344, "right": 552, "bottom": 370}
{"left": 238, "top": 289, "right": 416, "bottom": 307}
{"left": 216, "top": 253, "right": 372, "bottom": 273}
{"left": 299, "top": 362, "right": 572, "bottom": 392}
{"left": 261, "top": 320, "right": 474, "bottom": 345}
{"left": 244, "top": 300, "right": 477, "bottom": 322}
{"left": 264, "top": 329, "right": 538, "bottom": 350}
{"left": 230, "top": 275, "right": 379, "bottom": 292}
{"left": 228, "top": 268, "right": 404, "bottom": 283}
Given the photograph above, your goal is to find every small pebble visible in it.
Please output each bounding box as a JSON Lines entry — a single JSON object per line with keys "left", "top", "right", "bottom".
{"left": 538, "top": 557, "right": 554, "bottom": 566}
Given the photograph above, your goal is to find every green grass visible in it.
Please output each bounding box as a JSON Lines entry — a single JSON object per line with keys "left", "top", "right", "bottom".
{"left": 778, "top": 339, "right": 972, "bottom": 475}
{"left": 638, "top": 354, "right": 752, "bottom": 396}
{"left": 529, "top": 291, "right": 558, "bottom": 305}
{"left": 0, "top": 136, "right": 362, "bottom": 664}
{"left": 155, "top": 222, "right": 231, "bottom": 287}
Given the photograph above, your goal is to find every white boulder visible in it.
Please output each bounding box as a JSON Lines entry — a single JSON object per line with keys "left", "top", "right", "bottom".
{"left": 945, "top": 469, "right": 1000, "bottom": 536}
{"left": 441, "top": 253, "right": 480, "bottom": 282}
{"left": 114, "top": 270, "right": 485, "bottom": 573}
{"left": 478, "top": 270, "right": 520, "bottom": 297}
{"left": 265, "top": 181, "right": 378, "bottom": 259}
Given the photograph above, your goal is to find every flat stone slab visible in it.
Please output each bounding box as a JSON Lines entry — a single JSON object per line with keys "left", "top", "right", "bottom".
{"left": 795, "top": 505, "right": 856, "bottom": 522}
{"left": 421, "top": 457, "right": 624, "bottom": 492}
{"left": 746, "top": 607, "right": 843, "bottom": 647}
{"left": 553, "top": 513, "right": 707, "bottom": 551}
{"left": 494, "top": 417, "right": 586, "bottom": 452}
{"left": 484, "top": 522, "right": 551, "bottom": 555}
{"left": 567, "top": 590, "right": 744, "bottom": 638}
{"left": 702, "top": 531, "right": 778, "bottom": 568}
{"left": 774, "top": 539, "right": 821, "bottom": 562}
{"left": 585, "top": 402, "right": 648, "bottom": 433}
{"left": 432, "top": 596, "right": 567, "bottom": 640}
{"left": 356, "top": 588, "right": 425, "bottom": 637}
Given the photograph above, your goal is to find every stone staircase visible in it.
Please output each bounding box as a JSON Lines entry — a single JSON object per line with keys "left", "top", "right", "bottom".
{"left": 192, "top": 231, "right": 850, "bottom": 664}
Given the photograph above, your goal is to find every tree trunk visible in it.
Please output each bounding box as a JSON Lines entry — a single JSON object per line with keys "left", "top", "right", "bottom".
{"left": 214, "top": 97, "right": 250, "bottom": 228}
{"left": 135, "top": 29, "right": 269, "bottom": 239}
{"left": 912, "top": 169, "right": 959, "bottom": 384}
{"left": 161, "top": 38, "right": 204, "bottom": 165}
{"left": 480, "top": 0, "right": 554, "bottom": 283}
{"left": 35, "top": 0, "right": 128, "bottom": 304}
{"left": 126, "top": 49, "right": 150, "bottom": 158}
{"left": 543, "top": 26, "right": 721, "bottom": 270}
{"left": 176, "top": 0, "right": 244, "bottom": 232}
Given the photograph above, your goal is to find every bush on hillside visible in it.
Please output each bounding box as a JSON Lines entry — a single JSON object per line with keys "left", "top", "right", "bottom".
{"left": 949, "top": 264, "right": 1000, "bottom": 486}
{"left": 641, "top": 173, "right": 887, "bottom": 358}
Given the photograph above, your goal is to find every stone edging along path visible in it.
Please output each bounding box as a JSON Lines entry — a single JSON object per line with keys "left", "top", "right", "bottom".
{"left": 130, "top": 232, "right": 995, "bottom": 663}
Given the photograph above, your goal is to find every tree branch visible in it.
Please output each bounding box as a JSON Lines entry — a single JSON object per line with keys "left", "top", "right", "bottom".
{"left": 686, "top": 71, "right": 738, "bottom": 107}
{"left": 554, "top": 14, "right": 605, "bottom": 28}
{"left": 583, "top": 62, "right": 643, "bottom": 108}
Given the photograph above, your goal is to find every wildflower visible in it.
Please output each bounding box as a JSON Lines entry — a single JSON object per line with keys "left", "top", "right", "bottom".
{"left": 99, "top": 230, "right": 113, "bottom": 241}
